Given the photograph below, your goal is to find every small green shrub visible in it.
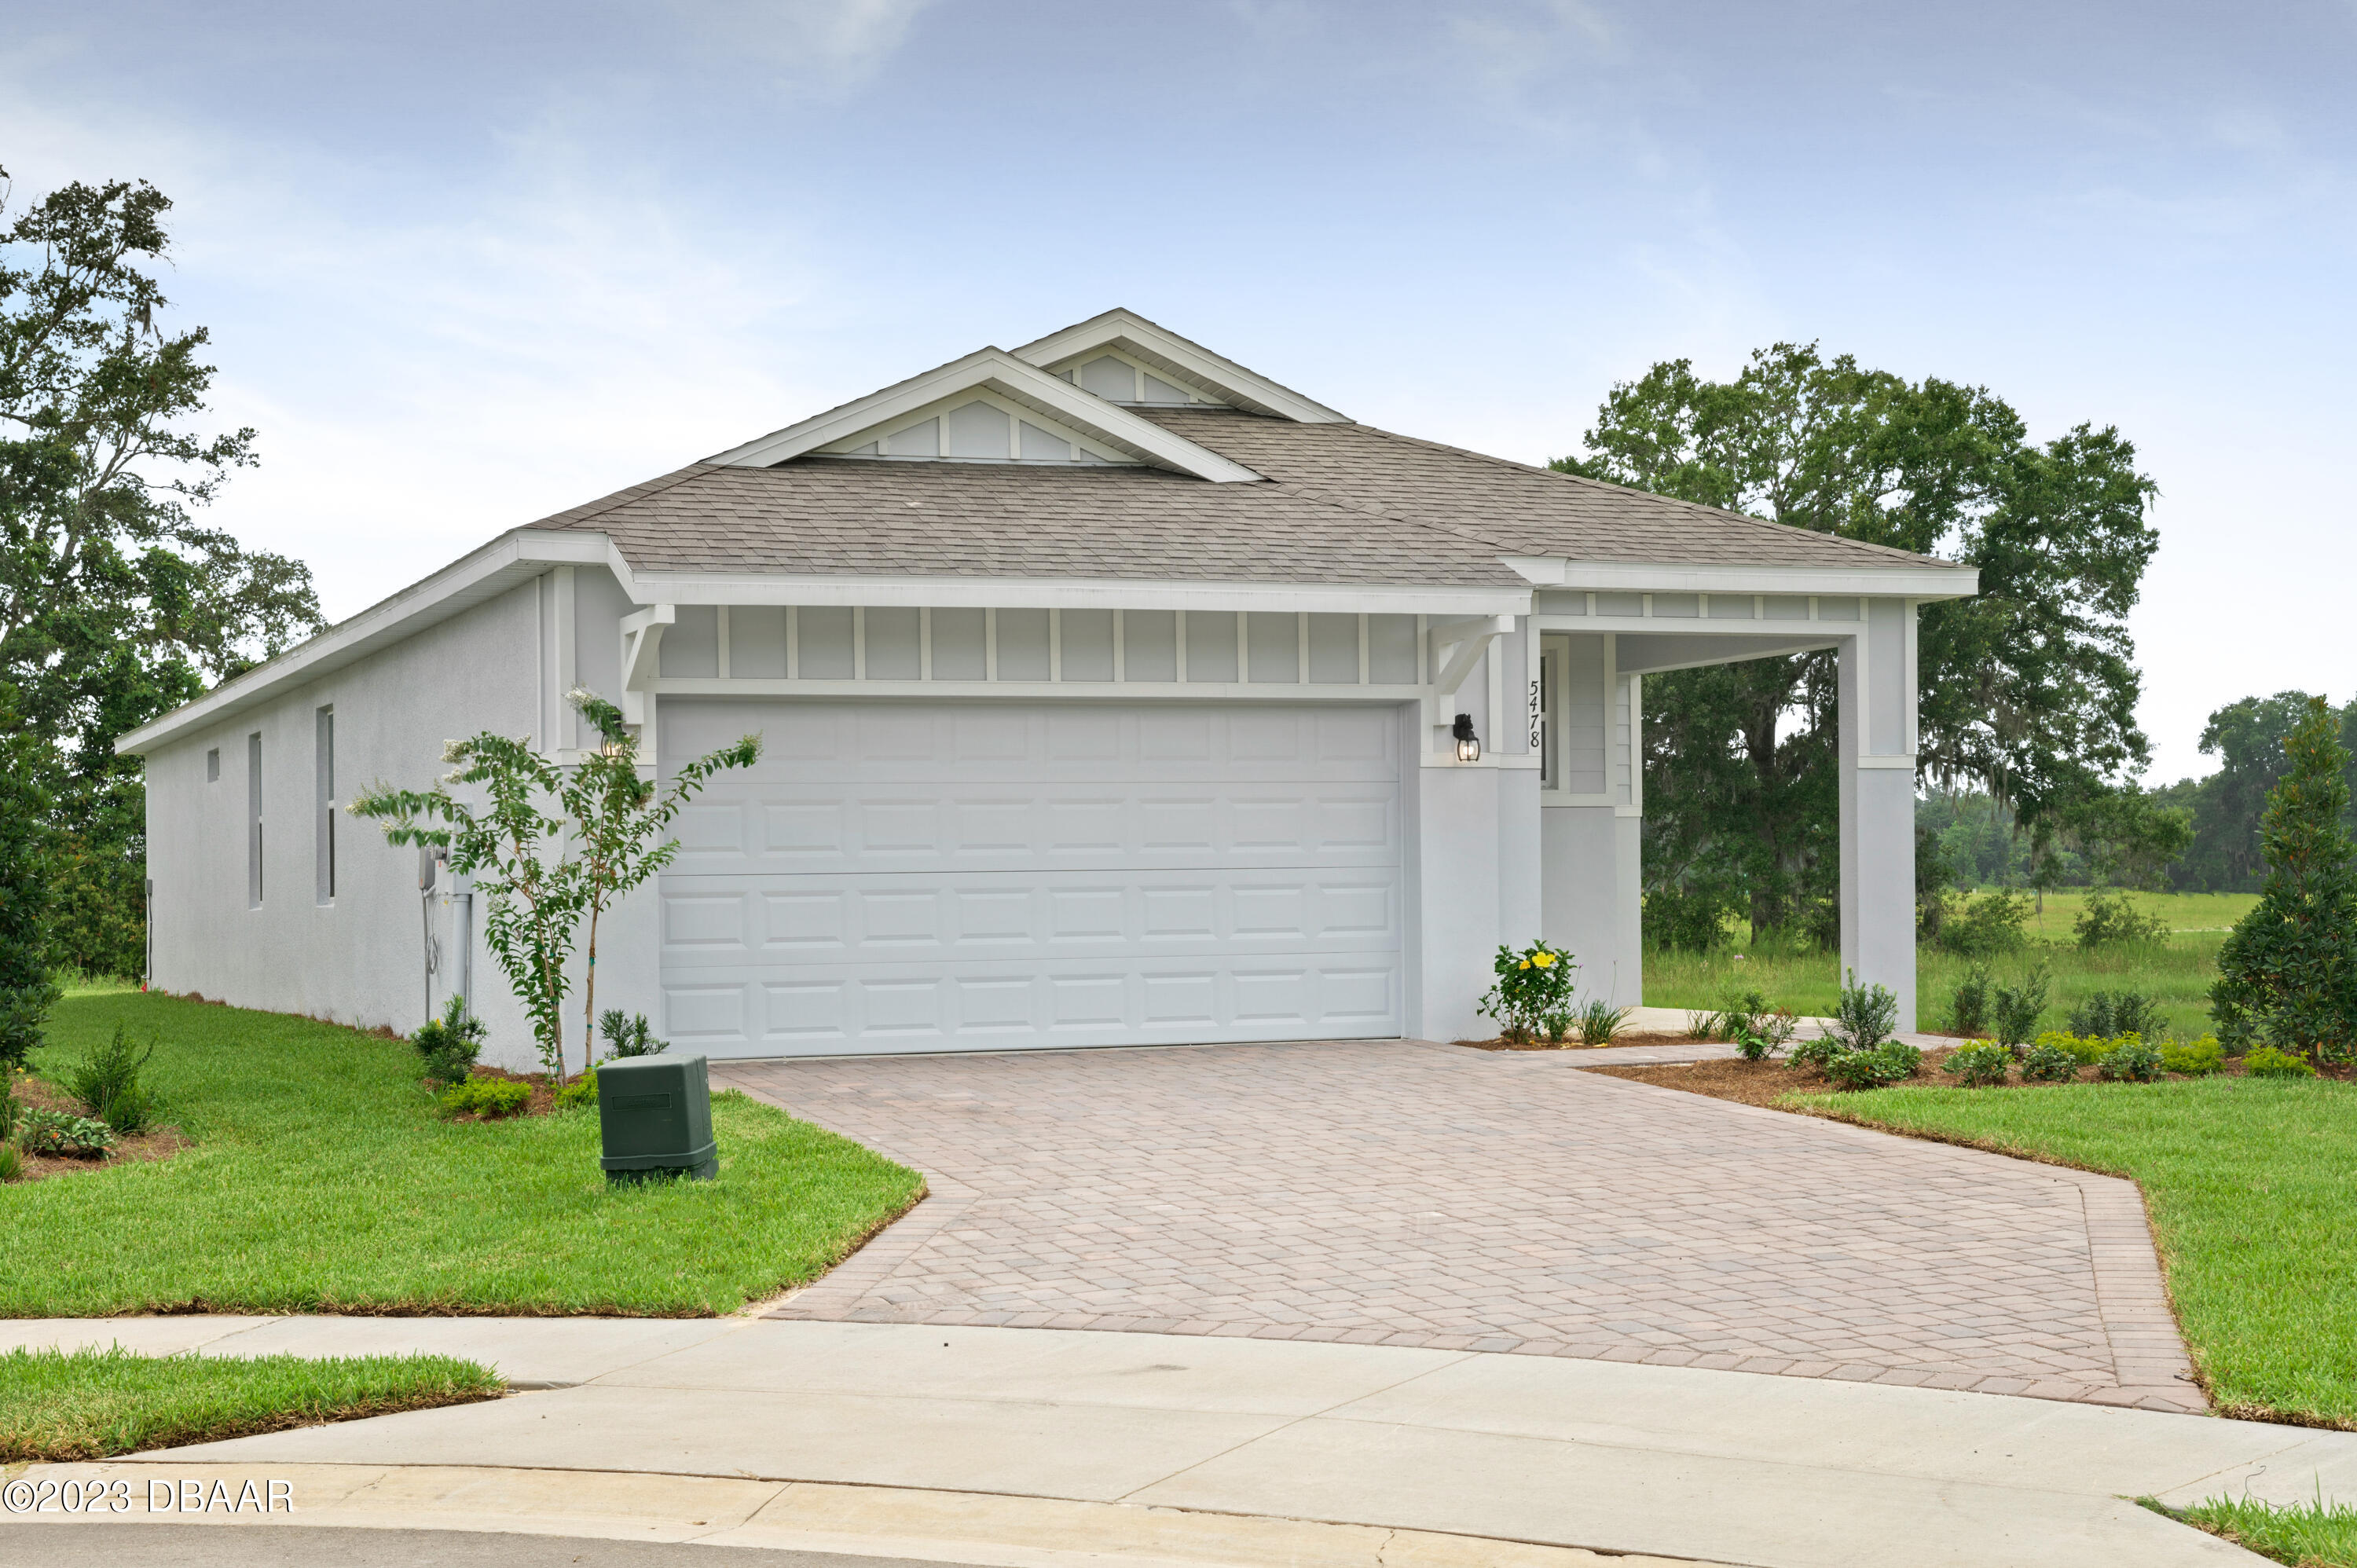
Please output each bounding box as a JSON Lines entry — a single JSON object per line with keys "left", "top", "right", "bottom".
{"left": 597, "top": 1009, "right": 668, "bottom": 1061}
{"left": 1786, "top": 1033, "right": 1846, "bottom": 1069}
{"left": 0, "top": 1142, "right": 20, "bottom": 1182}
{"left": 1945, "top": 1042, "right": 2014, "bottom": 1086}
{"left": 1476, "top": 941, "right": 1577, "bottom": 1042}
{"left": 1946, "top": 967, "right": 1992, "bottom": 1037}
{"left": 1824, "top": 1042, "right": 1919, "bottom": 1090}
{"left": 2018, "top": 1041, "right": 2080, "bottom": 1083}
{"left": 1731, "top": 1008, "right": 1798, "bottom": 1062}
{"left": 2067, "top": 990, "right": 2162, "bottom": 1041}
{"left": 1574, "top": 998, "right": 1633, "bottom": 1045}
{"left": 553, "top": 1072, "right": 599, "bottom": 1112}
{"left": 67, "top": 1024, "right": 159, "bottom": 1134}
{"left": 1989, "top": 965, "right": 2051, "bottom": 1049}
{"left": 1827, "top": 971, "right": 1900, "bottom": 1051}
{"left": 2034, "top": 1029, "right": 2111, "bottom": 1065}
{"left": 1940, "top": 890, "right": 2030, "bottom": 958}
{"left": 2245, "top": 1045, "right": 2318, "bottom": 1079}
{"left": 2161, "top": 1036, "right": 2225, "bottom": 1076}
{"left": 2098, "top": 1037, "right": 2164, "bottom": 1083}
{"left": 2075, "top": 888, "right": 2171, "bottom": 949}
{"left": 438, "top": 1077, "right": 533, "bottom": 1119}
{"left": 0, "top": 1069, "right": 18, "bottom": 1142}
{"left": 16, "top": 1108, "right": 118, "bottom": 1157}
{"left": 412, "top": 995, "right": 488, "bottom": 1090}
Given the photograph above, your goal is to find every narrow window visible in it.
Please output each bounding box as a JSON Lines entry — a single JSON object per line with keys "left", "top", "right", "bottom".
{"left": 1538, "top": 641, "right": 1562, "bottom": 788}
{"left": 247, "top": 731, "right": 264, "bottom": 907}
{"left": 314, "top": 706, "right": 336, "bottom": 905}
{"left": 207, "top": 747, "right": 220, "bottom": 782}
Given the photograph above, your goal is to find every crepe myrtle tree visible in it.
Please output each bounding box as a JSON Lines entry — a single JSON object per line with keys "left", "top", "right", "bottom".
{"left": 351, "top": 689, "right": 759, "bottom": 1081}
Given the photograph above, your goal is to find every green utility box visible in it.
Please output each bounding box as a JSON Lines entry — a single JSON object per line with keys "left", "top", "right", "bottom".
{"left": 597, "top": 1053, "right": 717, "bottom": 1184}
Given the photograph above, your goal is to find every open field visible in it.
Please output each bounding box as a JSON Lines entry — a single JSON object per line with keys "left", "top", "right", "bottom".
{"left": 0, "top": 1346, "right": 501, "bottom": 1461}
{"left": 1, "top": 993, "right": 925, "bottom": 1317}
{"left": 1645, "top": 890, "right": 2254, "bottom": 1036}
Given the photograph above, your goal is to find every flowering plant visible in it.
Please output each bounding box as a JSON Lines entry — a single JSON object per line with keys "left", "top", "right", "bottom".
{"left": 1477, "top": 941, "right": 1578, "bottom": 1043}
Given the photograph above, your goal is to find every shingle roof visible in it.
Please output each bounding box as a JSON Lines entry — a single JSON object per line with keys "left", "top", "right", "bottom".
{"left": 531, "top": 408, "right": 1963, "bottom": 586}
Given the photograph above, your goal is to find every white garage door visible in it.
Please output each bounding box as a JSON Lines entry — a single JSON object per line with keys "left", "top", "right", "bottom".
{"left": 656, "top": 699, "right": 1404, "bottom": 1057}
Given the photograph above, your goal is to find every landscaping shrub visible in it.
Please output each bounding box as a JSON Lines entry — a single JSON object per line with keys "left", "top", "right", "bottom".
{"left": 2244, "top": 1045, "right": 2318, "bottom": 1079}
{"left": 2075, "top": 888, "right": 2172, "bottom": 949}
{"left": 1476, "top": 941, "right": 1576, "bottom": 1043}
{"left": 1944, "top": 1042, "right": 2014, "bottom": 1086}
{"left": 411, "top": 996, "right": 487, "bottom": 1090}
{"left": 1939, "top": 889, "right": 2030, "bottom": 958}
{"left": 1827, "top": 972, "right": 1900, "bottom": 1052}
{"left": 2160, "top": 1036, "right": 2226, "bottom": 1076}
{"left": 2097, "top": 1037, "right": 2165, "bottom": 1083}
{"left": 1, "top": 1068, "right": 17, "bottom": 1142}
{"left": 553, "top": 1071, "right": 598, "bottom": 1111}
{"left": 67, "top": 1024, "right": 160, "bottom": 1135}
{"left": 2067, "top": 990, "right": 2162, "bottom": 1041}
{"left": 1824, "top": 1042, "right": 1919, "bottom": 1090}
{"left": 1989, "top": 965, "right": 2051, "bottom": 1049}
{"left": 597, "top": 1009, "right": 668, "bottom": 1060}
{"left": 2019, "top": 1041, "right": 2080, "bottom": 1083}
{"left": 1730, "top": 1006, "right": 1798, "bottom": 1061}
{"left": 16, "top": 1108, "right": 117, "bottom": 1157}
{"left": 438, "top": 1078, "right": 532, "bottom": 1119}
{"left": 1574, "top": 998, "right": 1633, "bottom": 1045}
{"left": 0, "top": 1143, "right": 20, "bottom": 1182}
{"left": 1946, "top": 967, "right": 1992, "bottom": 1037}
{"left": 2035, "top": 1029, "right": 2111, "bottom": 1065}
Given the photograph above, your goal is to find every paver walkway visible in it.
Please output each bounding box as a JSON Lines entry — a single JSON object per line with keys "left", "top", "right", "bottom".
{"left": 718, "top": 1041, "right": 2200, "bottom": 1412}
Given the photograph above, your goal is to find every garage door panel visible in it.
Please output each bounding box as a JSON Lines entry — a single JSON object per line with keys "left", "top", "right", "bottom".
{"left": 658, "top": 700, "right": 1402, "bottom": 1056}
{"left": 662, "top": 958, "right": 1399, "bottom": 1057}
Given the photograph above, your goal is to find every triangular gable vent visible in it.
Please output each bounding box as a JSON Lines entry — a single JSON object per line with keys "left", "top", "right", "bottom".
{"left": 822, "top": 388, "right": 1135, "bottom": 465}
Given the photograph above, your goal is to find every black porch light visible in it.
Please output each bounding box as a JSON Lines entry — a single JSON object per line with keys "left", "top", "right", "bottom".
{"left": 1452, "top": 713, "right": 1481, "bottom": 763}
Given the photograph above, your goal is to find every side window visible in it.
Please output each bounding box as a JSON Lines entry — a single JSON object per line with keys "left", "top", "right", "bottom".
{"left": 207, "top": 747, "right": 220, "bottom": 782}
{"left": 247, "top": 731, "right": 264, "bottom": 907}
{"left": 315, "top": 706, "right": 336, "bottom": 905}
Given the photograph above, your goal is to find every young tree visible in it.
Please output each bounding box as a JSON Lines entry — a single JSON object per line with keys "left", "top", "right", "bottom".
{"left": 1, "top": 167, "right": 324, "bottom": 973}
{"left": 1556, "top": 343, "right": 2160, "bottom": 943}
{"left": 0, "top": 687, "right": 58, "bottom": 1069}
{"left": 351, "top": 691, "right": 759, "bottom": 1080}
{"left": 2209, "top": 698, "right": 2357, "bottom": 1060}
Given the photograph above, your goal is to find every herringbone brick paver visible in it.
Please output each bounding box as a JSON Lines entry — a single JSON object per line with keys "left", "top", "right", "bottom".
{"left": 718, "top": 1041, "right": 2202, "bottom": 1412}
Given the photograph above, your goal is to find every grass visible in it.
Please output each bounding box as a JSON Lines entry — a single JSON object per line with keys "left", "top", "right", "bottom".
{"left": 0, "top": 992, "right": 925, "bottom": 1317}
{"left": 1798, "top": 1073, "right": 2357, "bottom": 1427}
{"left": 1646, "top": 889, "right": 2256, "bottom": 1038}
{"left": 0, "top": 1345, "right": 503, "bottom": 1461}
{"left": 2144, "top": 1493, "right": 2357, "bottom": 1567}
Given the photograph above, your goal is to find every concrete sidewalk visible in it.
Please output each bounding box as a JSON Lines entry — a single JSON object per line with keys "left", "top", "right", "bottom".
{"left": 9, "top": 1315, "right": 2341, "bottom": 1566}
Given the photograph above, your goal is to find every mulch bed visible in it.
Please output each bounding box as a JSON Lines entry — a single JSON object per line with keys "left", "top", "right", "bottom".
{"left": 5, "top": 1072, "right": 189, "bottom": 1183}
{"left": 1457, "top": 1031, "right": 1714, "bottom": 1052}
{"left": 1585, "top": 1046, "right": 2351, "bottom": 1108}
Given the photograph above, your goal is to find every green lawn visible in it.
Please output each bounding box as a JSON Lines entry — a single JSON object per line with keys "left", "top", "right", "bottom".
{"left": 1, "top": 992, "right": 925, "bottom": 1317}
{"left": 0, "top": 1346, "right": 501, "bottom": 1461}
{"left": 1802, "top": 1075, "right": 2357, "bottom": 1427}
{"left": 1646, "top": 890, "right": 2254, "bottom": 1037}
{"left": 2146, "top": 1494, "right": 2357, "bottom": 1568}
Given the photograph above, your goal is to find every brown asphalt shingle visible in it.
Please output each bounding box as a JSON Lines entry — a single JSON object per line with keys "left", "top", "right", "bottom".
{"left": 529, "top": 408, "right": 1965, "bottom": 588}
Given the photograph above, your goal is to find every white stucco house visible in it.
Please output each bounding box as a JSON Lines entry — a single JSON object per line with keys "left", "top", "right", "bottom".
{"left": 122, "top": 310, "right": 1973, "bottom": 1065}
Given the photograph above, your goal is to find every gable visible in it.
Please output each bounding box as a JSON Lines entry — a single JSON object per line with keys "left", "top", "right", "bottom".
{"left": 1043, "top": 348, "right": 1228, "bottom": 409}
{"left": 1013, "top": 308, "right": 1350, "bottom": 423}
{"left": 820, "top": 388, "right": 1138, "bottom": 465}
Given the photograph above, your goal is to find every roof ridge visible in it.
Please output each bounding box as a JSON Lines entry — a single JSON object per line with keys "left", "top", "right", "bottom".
{"left": 1332, "top": 421, "right": 1956, "bottom": 570}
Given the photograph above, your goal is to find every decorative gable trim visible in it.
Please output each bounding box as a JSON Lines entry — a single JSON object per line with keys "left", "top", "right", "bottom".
{"left": 704, "top": 347, "right": 1263, "bottom": 482}
{"left": 1013, "top": 308, "right": 1351, "bottom": 424}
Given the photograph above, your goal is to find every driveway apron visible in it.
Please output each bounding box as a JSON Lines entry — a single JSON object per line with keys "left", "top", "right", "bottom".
{"left": 717, "top": 1041, "right": 2200, "bottom": 1412}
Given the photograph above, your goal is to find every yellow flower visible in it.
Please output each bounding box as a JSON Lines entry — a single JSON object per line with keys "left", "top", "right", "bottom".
{"left": 1533, "top": 952, "right": 1556, "bottom": 969}
{"left": 1518, "top": 959, "right": 1532, "bottom": 970}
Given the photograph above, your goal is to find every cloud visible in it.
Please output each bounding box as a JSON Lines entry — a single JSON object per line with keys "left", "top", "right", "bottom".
{"left": 667, "top": 0, "right": 937, "bottom": 94}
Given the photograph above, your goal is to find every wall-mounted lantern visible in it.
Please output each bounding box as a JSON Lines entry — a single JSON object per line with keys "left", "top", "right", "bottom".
{"left": 1452, "top": 713, "right": 1481, "bottom": 763}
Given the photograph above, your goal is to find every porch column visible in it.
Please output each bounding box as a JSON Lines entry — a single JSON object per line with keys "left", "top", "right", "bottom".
{"left": 1838, "top": 598, "right": 1918, "bottom": 1031}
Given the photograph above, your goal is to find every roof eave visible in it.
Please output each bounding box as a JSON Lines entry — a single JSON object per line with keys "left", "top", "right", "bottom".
{"left": 1503, "top": 556, "right": 1979, "bottom": 600}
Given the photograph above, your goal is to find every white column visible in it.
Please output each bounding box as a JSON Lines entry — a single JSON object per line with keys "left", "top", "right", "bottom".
{"left": 1838, "top": 598, "right": 1918, "bottom": 1031}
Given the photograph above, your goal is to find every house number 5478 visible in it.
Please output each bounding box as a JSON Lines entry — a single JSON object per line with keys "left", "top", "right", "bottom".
{"left": 1527, "top": 679, "right": 1543, "bottom": 751}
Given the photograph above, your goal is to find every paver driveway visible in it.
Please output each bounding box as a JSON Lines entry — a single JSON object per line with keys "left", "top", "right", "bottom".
{"left": 718, "top": 1042, "right": 2201, "bottom": 1412}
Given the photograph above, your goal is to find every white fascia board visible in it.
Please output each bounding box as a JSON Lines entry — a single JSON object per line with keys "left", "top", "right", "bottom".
{"left": 612, "top": 569, "right": 1532, "bottom": 620}
{"left": 1505, "top": 555, "right": 1979, "bottom": 600}
{"left": 115, "top": 528, "right": 621, "bottom": 757}
{"left": 1011, "top": 309, "right": 1351, "bottom": 424}
{"left": 702, "top": 347, "right": 1263, "bottom": 483}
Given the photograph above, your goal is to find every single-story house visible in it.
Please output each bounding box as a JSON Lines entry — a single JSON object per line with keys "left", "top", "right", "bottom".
{"left": 121, "top": 310, "right": 1973, "bottom": 1064}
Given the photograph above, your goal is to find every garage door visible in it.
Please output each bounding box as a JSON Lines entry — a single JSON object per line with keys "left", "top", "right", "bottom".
{"left": 656, "top": 699, "right": 1404, "bottom": 1057}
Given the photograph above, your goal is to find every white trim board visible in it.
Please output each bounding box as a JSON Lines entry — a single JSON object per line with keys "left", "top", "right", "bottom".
{"left": 1012, "top": 308, "right": 1351, "bottom": 424}
{"left": 1509, "top": 558, "right": 1977, "bottom": 601}
{"left": 702, "top": 346, "right": 1261, "bottom": 482}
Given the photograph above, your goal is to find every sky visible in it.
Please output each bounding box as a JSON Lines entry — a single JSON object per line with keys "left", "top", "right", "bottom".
{"left": 3, "top": 0, "right": 2351, "bottom": 782}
